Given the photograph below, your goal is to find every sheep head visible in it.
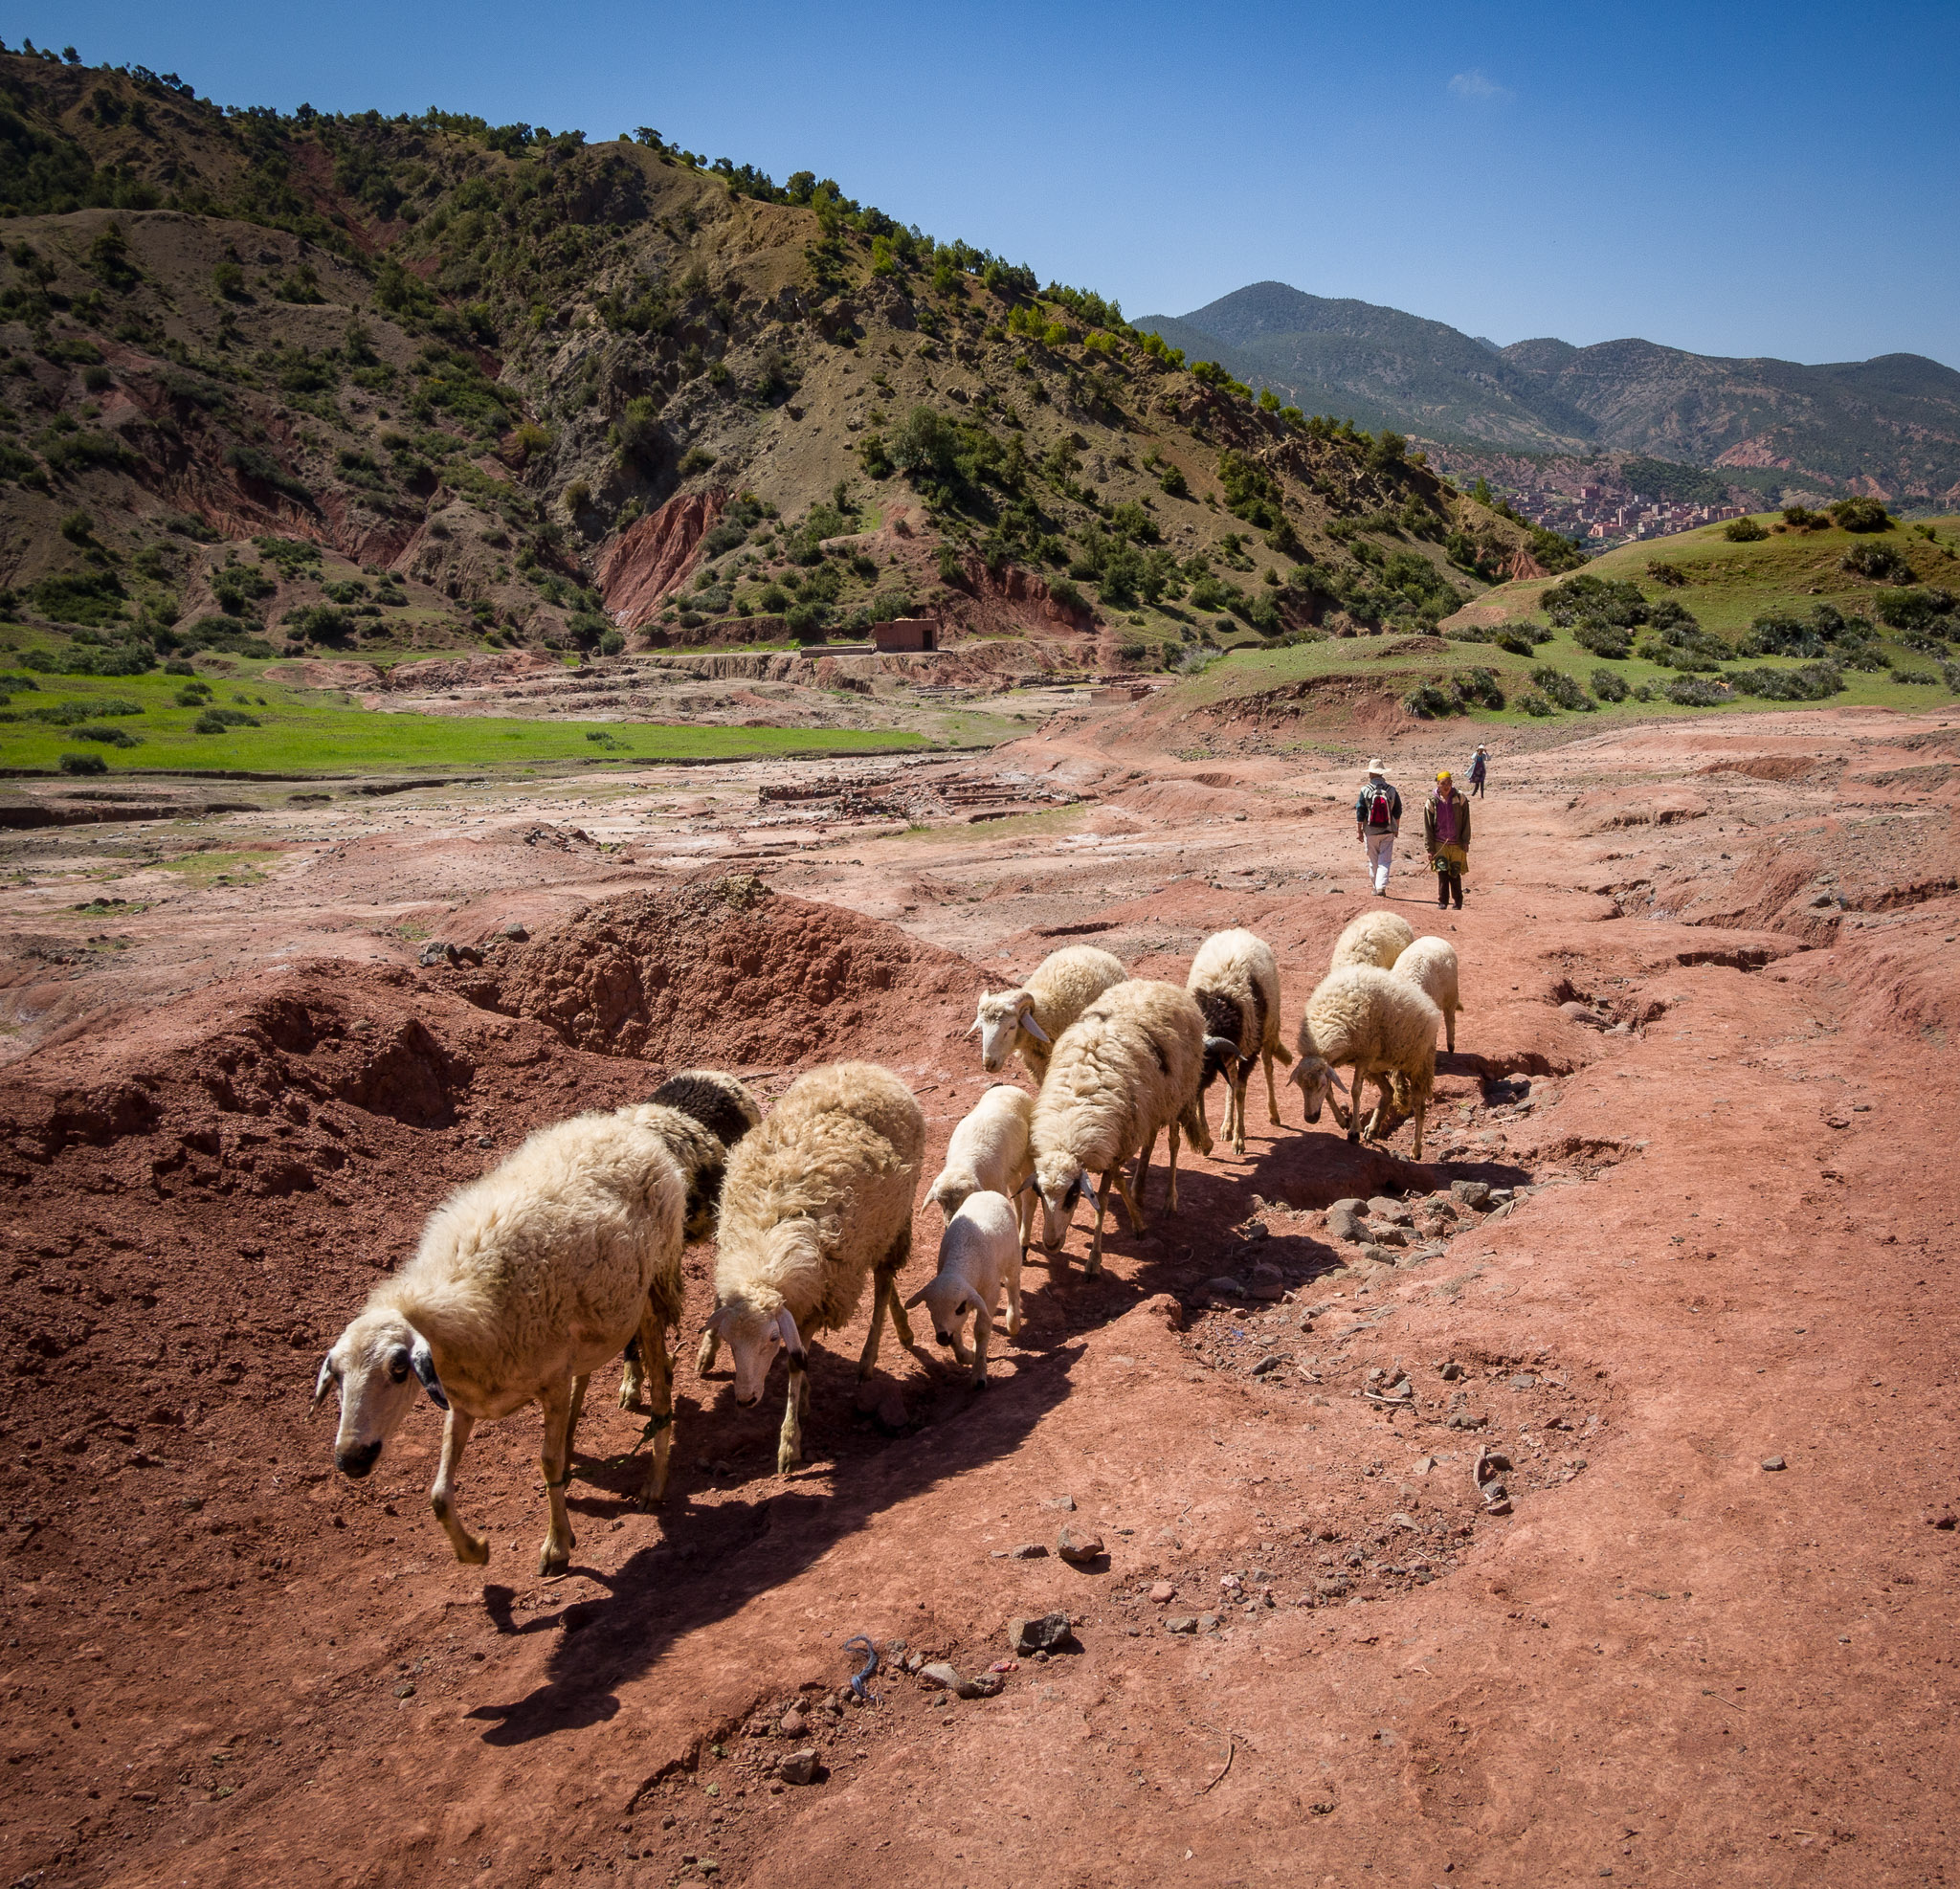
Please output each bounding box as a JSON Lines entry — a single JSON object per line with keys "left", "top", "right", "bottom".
{"left": 1286, "top": 1056, "right": 1348, "bottom": 1126}
{"left": 1199, "top": 1033, "right": 1240, "bottom": 1094}
{"left": 1031, "top": 1151, "right": 1093, "bottom": 1251}
{"left": 318, "top": 1308, "right": 448, "bottom": 1479}
{"left": 970, "top": 989, "right": 1044, "bottom": 1073}
{"left": 926, "top": 1166, "right": 974, "bottom": 1224}
{"left": 903, "top": 1273, "right": 984, "bottom": 1349}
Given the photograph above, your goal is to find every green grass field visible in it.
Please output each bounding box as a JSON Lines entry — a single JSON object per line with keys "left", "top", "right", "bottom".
{"left": 1153, "top": 513, "right": 1960, "bottom": 730}
{"left": 0, "top": 663, "right": 932, "bottom": 778}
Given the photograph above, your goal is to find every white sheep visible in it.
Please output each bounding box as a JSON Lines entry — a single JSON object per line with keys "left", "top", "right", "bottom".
{"left": 1187, "top": 927, "right": 1294, "bottom": 1157}
{"left": 315, "top": 1108, "right": 687, "bottom": 1576}
{"left": 615, "top": 1069, "right": 763, "bottom": 1411}
{"left": 903, "top": 1190, "right": 1024, "bottom": 1388}
{"left": 969, "top": 944, "right": 1126, "bottom": 1082}
{"left": 1329, "top": 909, "right": 1414, "bottom": 973}
{"left": 927, "top": 1082, "right": 1036, "bottom": 1248}
{"left": 697, "top": 1061, "right": 925, "bottom": 1474}
{"left": 1029, "top": 978, "right": 1217, "bottom": 1276}
{"left": 1286, "top": 965, "right": 1442, "bottom": 1160}
{"left": 1392, "top": 936, "right": 1461, "bottom": 1055}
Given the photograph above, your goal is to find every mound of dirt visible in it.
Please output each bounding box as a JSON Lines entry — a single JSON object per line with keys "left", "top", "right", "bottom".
{"left": 476, "top": 875, "right": 988, "bottom": 1063}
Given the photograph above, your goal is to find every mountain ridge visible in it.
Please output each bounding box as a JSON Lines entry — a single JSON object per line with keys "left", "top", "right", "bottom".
{"left": 1136, "top": 281, "right": 1960, "bottom": 504}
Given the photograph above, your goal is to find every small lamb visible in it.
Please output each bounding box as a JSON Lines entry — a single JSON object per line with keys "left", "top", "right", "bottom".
{"left": 969, "top": 944, "right": 1126, "bottom": 1082}
{"left": 1392, "top": 936, "right": 1461, "bottom": 1054}
{"left": 903, "top": 1190, "right": 1024, "bottom": 1389}
{"left": 926, "top": 1082, "right": 1036, "bottom": 1249}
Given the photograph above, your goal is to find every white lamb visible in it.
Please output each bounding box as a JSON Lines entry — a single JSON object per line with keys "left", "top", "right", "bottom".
{"left": 1187, "top": 927, "right": 1293, "bottom": 1157}
{"left": 927, "top": 1082, "right": 1036, "bottom": 1249}
{"left": 1029, "top": 978, "right": 1216, "bottom": 1276}
{"left": 1286, "top": 965, "right": 1442, "bottom": 1160}
{"left": 969, "top": 944, "right": 1126, "bottom": 1082}
{"left": 615, "top": 1068, "right": 763, "bottom": 1411}
{"left": 1329, "top": 909, "right": 1414, "bottom": 973}
{"left": 697, "top": 1061, "right": 925, "bottom": 1474}
{"left": 1392, "top": 936, "right": 1461, "bottom": 1054}
{"left": 903, "top": 1190, "right": 1024, "bottom": 1389}
{"left": 315, "top": 1107, "right": 686, "bottom": 1576}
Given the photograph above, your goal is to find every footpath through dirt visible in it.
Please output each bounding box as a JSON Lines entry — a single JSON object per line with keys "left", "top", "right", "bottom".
{"left": 1, "top": 704, "right": 1956, "bottom": 1887}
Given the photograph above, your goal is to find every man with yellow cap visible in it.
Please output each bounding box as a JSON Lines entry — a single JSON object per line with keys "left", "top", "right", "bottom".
{"left": 1423, "top": 767, "right": 1471, "bottom": 909}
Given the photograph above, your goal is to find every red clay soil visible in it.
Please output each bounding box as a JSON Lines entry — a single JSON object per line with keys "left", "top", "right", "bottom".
{"left": 1, "top": 711, "right": 1958, "bottom": 1888}
{"left": 600, "top": 493, "right": 727, "bottom": 631}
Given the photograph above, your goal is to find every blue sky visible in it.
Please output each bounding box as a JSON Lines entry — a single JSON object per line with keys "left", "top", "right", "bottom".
{"left": 13, "top": 0, "right": 1958, "bottom": 368}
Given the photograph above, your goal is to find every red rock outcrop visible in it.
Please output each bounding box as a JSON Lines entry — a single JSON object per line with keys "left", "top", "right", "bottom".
{"left": 597, "top": 489, "right": 727, "bottom": 630}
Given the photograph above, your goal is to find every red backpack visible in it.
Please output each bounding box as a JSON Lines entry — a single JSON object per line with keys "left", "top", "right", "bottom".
{"left": 1364, "top": 784, "right": 1394, "bottom": 829}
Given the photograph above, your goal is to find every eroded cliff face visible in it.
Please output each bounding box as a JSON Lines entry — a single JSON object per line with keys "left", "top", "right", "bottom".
{"left": 598, "top": 490, "right": 727, "bottom": 629}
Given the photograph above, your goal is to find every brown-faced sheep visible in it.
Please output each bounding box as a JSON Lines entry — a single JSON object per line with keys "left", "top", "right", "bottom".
{"left": 697, "top": 1061, "right": 925, "bottom": 1474}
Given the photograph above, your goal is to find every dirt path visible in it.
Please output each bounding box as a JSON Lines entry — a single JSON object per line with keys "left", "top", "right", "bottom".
{"left": 1, "top": 705, "right": 1956, "bottom": 1886}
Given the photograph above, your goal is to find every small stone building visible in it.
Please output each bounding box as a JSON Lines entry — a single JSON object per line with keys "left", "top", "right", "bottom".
{"left": 871, "top": 617, "right": 939, "bottom": 653}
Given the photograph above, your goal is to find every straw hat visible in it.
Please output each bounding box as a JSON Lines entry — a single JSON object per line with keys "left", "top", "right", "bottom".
{"left": 1367, "top": 757, "right": 1386, "bottom": 776}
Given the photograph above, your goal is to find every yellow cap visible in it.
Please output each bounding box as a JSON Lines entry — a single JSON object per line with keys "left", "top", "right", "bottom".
{"left": 1437, "top": 770, "right": 1452, "bottom": 782}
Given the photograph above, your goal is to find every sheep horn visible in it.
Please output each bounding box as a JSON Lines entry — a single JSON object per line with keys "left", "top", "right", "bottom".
{"left": 410, "top": 1336, "right": 449, "bottom": 1411}
{"left": 775, "top": 1305, "right": 806, "bottom": 1366}
{"left": 311, "top": 1355, "right": 335, "bottom": 1412}
{"left": 1018, "top": 1012, "right": 1051, "bottom": 1045}
{"left": 1079, "top": 1174, "right": 1100, "bottom": 1209}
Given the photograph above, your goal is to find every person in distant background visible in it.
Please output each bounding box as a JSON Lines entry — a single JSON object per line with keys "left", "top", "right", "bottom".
{"left": 1469, "top": 744, "right": 1488, "bottom": 797}
{"left": 1355, "top": 758, "right": 1402, "bottom": 897}
{"left": 1425, "top": 769, "right": 1471, "bottom": 909}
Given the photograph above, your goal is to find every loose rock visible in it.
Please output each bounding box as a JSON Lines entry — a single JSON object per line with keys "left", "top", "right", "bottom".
{"left": 1164, "top": 1615, "right": 1198, "bottom": 1634}
{"left": 1325, "top": 1204, "right": 1370, "bottom": 1244}
{"left": 919, "top": 1661, "right": 964, "bottom": 1692}
{"left": 1368, "top": 1196, "right": 1413, "bottom": 1224}
{"left": 1450, "top": 1181, "right": 1492, "bottom": 1211}
{"left": 1148, "top": 1580, "right": 1176, "bottom": 1604}
{"left": 778, "top": 1748, "right": 819, "bottom": 1786}
{"left": 1010, "top": 1543, "right": 1048, "bottom": 1560}
{"left": 778, "top": 1707, "right": 807, "bottom": 1738}
{"left": 1057, "top": 1526, "right": 1104, "bottom": 1564}
{"left": 1008, "top": 1611, "right": 1073, "bottom": 1655}
{"left": 1761, "top": 1456, "right": 1787, "bottom": 1472}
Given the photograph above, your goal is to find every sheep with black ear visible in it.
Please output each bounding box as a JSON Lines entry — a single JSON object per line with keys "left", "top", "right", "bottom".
{"left": 614, "top": 1069, "right": 762, "bottom": 1411}
{"left": 1392, "top": 936, "right": 1461, "bottom": 1054}
{"left": 314, "top": 1109, "right": 686, "bottom": 1576}
{"left": 1285, "top": 965, "right": 1441, "bottom": 1160}
{"left": 697, "top": 1061, "right": 925, "bottom": 1475}
{"left": 926, "top": 1082, "right": 1036, "bottom": 1249}
{"left": 904, "top": 1190, "right": 1024, "bottom": 1388}
{"left": 1329, "top": 909, "right": 1414, "bottom": 974}
{"left": 969, "top": 944, "right": 1126, "bottom": 1082}
{"left": 1028, "top": 978, "right": 1215, "bottom": 1277}
{"left": 1186, "top": 927, "right": 1293, "bottom": 1157}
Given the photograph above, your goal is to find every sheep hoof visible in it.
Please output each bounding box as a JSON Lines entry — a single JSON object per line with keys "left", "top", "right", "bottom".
{"left": 776, "top": 1445, "right": 801, "bottom": 1476}
{"left": 1347, "top": 1129, "right": 1360, "bottom": 1144}
{"left": 971, "top": 1372, "right": 989, "bottom": 1391}
{"left": 539, "top": 1542, "right": 571, "bottom": 1578}
{"left": 457, "top": 1532, "right": 490, "bottom": 1567}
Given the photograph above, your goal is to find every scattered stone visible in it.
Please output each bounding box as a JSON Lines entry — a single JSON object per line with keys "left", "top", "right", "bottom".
{"left": 1439, "top": 1361, "right": 1465, "bottom": 1381}
{"left": 919, "top": 1662, "right": 964, "bottom": 1692}
{"left": 1360, "top": 1245, "right": 1402, "bottom": 1267}
{"left": 1148, "top": 1581, "right": 1176, "bottom": 1604}
{"left": 1761, "top": 1456, "right": 1787, "bottom": 1472}
{"left": 1009, "top": 1543, "right": 1047, "bottom": 1561}
{"left": 1481, "top": 1493, "right": 1513, "bottom": 1516}
{"left": 1446, "top": 1411, "right": 1489, "bottom": 1431}
{"left": 418, "top": 941, "right": 457, "bottom": 967}
{"left": 1451, "top": 1181, "right": 1492, "bottom": 1211}
{"left": 1508, "top": 1372, "right": 1537, "bottom": 1390}
{"left": 1368, "top": 1196, "right": 1414, "bottom": 1224}
{"left": 778, "top": 1748, "right": 819, "bottom": 1786}
{"left": 1250, "top": 1353, "right": 1286, "bottom": 1377}
{"left": 1249, "top": 1263, "right": 1286, "bottom": 1300}
{"left": 1197, "top": 1611, "right": 1222, "bottom": 1633}
{"left": 1045, "top": 1494, "right": 1077, "bottom": 1511}
{"left": 1369, "top": 1226, "right": 1411, "bottom": 1249}
{"left": 1204, "top": 1276, "right": 1247, "bottom": 1299}
{"left": 499, "top": 921, "right": 529, "bottom": 941}
{"left": 1325, "top": 1203, "right": 1370, "bottom": 1244}
{"left": 1413, "top": 1456, "right": 1439, "bottom": 1475}
{"left": 1928, "top": 1514, "right": 1958, "bottom": 1531}
{"left": 1391, "top": 1513, "right": 1418, "bottom": 1531}
{"left": 966, "top": 1673, "right": 1005, "bottom": 1699}
{"left": 1165, "top": 1615, "right": 1198, "bottom": 1634}
{"left": 1315, "top": 1576, "right": 1350, "bottom": 1597}
{"left": 1007, "top": 1611, "right": 1073, "bottom": 1655}
{"left": 1057, "top": 1526, "right": 1105, "bottom": 1564}
{"left": 778, "top": 1707, "right": 807, "bottom": 1738}
{"left": 1559, "top": 1000, "right": 1609, "bottom": 1030}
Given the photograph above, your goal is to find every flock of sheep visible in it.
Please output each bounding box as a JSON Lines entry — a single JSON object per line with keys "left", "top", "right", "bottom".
{"left": 314, "top": 910, "right": 1463, "bottom": 1577}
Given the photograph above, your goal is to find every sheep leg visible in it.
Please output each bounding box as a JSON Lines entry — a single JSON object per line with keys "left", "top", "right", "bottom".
{"left": 538, "top": 1379, "right": 577, "bottom": 1578}
{"left": 1113, "top": 1164, "right": 1148, "bottom": 1233}
{"left": 1166, "top": 1119, "right": 1184, "bottom": 1215}
{"left": 1133, "top": 1129, "right": 1157, "bottom": 1211}
{"left": 696, "top": 1322, "right": 722, "bottom": 1376}
{"left": 947, "top": 1312, "right": 974, "bottom": 1370}
{"left": 1411, "top": 1096, "right": 1426, "bottom": 1162}
{"left": 1004, "top": 1246, "right": 1024, "bottom": 1340}
{"left": 1344, "top": 1063, "right": 1364, "bottom": 1141}
{"left": 636, "top": 1304, "right": 674, "bottom": 1508}
{"left": 1263, "top": 1049, "right": 1283, "bottom": 1126}
{"left": 1445, "top": 1008, "right": 1457, "bottom": 1056}
{"left": 1015, "top": 1181, "right": 1037, "bottom": 1253}
{"left": 969, "top": 1305, "right": 992, "bottom": 1389}
{"left": 1085, "top": 1180, "right": 1112, "bottom": 1278}
{"left": 1231, "top": 1069, "right": 1250, "bottom": 1156}
{"left": 777, "top": 1357, "right": 808, "bottom": 1476}
{"left": 566, "top": 1372, "right": 590, "bottom": 1463}
{"left": 429, "top": 1407, "right": 488, "bottom": 1567}
{"left": 617, "top": 1331, "right": 646, "bottom": 1411}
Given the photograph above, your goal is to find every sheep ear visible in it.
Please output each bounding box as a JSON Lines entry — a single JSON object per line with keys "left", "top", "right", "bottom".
{"left": 1328, "top": 1070, "right": 1349, "bottom": 1094}
{"left": 410, "top": 1336, "right": 449, "bottom": 1411}
{"left": 965, "top": 1018, "right": 982, "bottom": 1039}
{"left": 902, "top": 1285, "right": 929, "bottom": 1310}
{"left": 1019, "top": 1011, "right": 1051, "bottom": 1045}
{"left": 959, "top": 1283, "right": 989, "bottom": 1318}
{"left": 775, "top": 1306, "right": 804, "bottom": 1354}
{"left": 311, "top": 1355, "right": 335, "bottom": 1412}
{"left": 1079, "top": 1174, "right": 1100, "bottom": 1209}
{"left": 1015, "top": 1174, "right": 1038, "bottom": 1195}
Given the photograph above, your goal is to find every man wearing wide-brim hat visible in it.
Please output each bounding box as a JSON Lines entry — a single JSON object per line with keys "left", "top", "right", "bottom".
{"left": 1354, "top": 758, "right": 1402, "bottom": 897}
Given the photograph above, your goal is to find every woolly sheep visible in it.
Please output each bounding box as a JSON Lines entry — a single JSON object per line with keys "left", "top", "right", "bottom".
{"left": 697, "top": 1061, "right": 925, "bottom": 1474}
{"left": 927, "top": 1081, "right": 1036, "bottom": 1249}
{"left": 969, "top": 944, "right": 1126, "bottom": 1082}
{"left": 615, "top": 1069, "right": 763, "bottom": 1411}
{"left": 1187, "top": 927, "right": 1293, "bottom": 1157}
{"left": 1029, "top": 978, "right": 1216, "bottom": 1276}
{"left": 1392, "top": 936, "right": 1461, "bottom": 1055}
{"left": 1285, "top": 965, "right": 1442, "bottom": 1160}
{"left": 315, "top": 1108, "right": 687, "bottom": 1576}
{"left": 903, "top": 1190, "right": 1024, "bottom": 1389}
{"left": 1329, "top": 909, "right": 1415, "bottom": 974}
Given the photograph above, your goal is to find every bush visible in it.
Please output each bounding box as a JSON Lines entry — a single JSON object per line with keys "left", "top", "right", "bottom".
{"left": 1591, "top": 666, "right": 1630, "bottom": 701}
{"left": 1454, "top": 666, "right": 1504, "bottom": 710}
{"left": 1873, "top": 587, "right": 1954, "bottom": 633}
{"left": 193, "top": 708, "right": 259, "bottom": 732}
{"left": 1541, "top": 574, "right": 1648, "bottom": 628}
{"left": 1943, "top": 658, "right": 1960, "bottom": 694}
{"left": 1664, "top": 676, "right": 1730, "bottom": 706}
{"left": 280, "top": 605, "right": 356, "bottom": 646}
{"left": 1645, "top": 561, "right": 1687, "bottom": 588}
{"left": 1842, "top": 543, "right": 1914, "bottom": 582}
{"left": 1530, "top": 665, "right": 1593, "bottom": 711}
{"left": 29, "top": 570, "right": 125, "bottom": 625}
{"left": 57, "top": 750, "right": 107, "bottom": 774}
{"left": 1519, "top": 691, "right": 1558, "bottom": 716}
{"left": 72, "top": 722, "right": 142, "bottom": 746}
{"left": 598, "top": 629, "right": 625, "bottom": 656}
{"left": 1047, "top": 577, "right": 1088, "bottom": 616}
{"left": 1404, "top": 682, "right": 1455, "bottom": 719}
{"left": 1724, "top": 517, "right": 1770, "bottom": 542}
{"left": 1572, "top": 621, "right": 1633, "bottom": 659}
{"left": 785, "top": 601, "right": 826, "bottom": 644}
{"left": 1894, "top": 668, "right": 1941, "bottom": 686}
{"left": 224, "top": 444, "right": 312, "bottom": 504}
{"left": 935, "top": 544, "right": 965, "bottom": 586}
{"left": 1493, "top": 630, "right": 1536, "bottom": 657}
{"left": 892, "top": 407, "right": 961, "bottom": 482}
{"left": 1744, "top": 612, "right": 1829, "bottom": 658}
{"left": 679, "top": 446, "right": 716, "bottom": 476}
{"left": 1781, "top": 505, "right": 1830, "bottom": 530}
{"left": 1158, "top": 465, "right": 1188, "bottom": 499}
{"left": 1726, "top": 662, "right": 1843, "bottom": 701}
{"left": 1830, "top": 497, "right": 1893, "bottom": 533}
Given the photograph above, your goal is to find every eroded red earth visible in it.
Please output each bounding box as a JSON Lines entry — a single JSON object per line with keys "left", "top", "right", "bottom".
{"left": 2, "top": 703, "right": 1957, "bottom": 1887}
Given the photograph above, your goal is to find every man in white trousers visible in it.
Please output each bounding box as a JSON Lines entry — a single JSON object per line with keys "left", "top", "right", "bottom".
{"left": 1354, "top": 757, "right": 1402, "bottom": 896}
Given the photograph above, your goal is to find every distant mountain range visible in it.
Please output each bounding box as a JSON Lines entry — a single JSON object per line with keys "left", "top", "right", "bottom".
{"left": 1135, "top": 282, "right": 1960, "bottom": 504}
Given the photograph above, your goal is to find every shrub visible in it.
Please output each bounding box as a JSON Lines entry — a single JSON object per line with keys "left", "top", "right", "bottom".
{"left": 755, "top": 583, "right": 790, "bottom": 614}
{"left": 563, "top": 478, "right": 592, "bottom": 515}
{"left": 1893, "top": 668, "right": 1941, "bottom": 686}
{"left": 1725, "top": 662, "right": 1843, "bottom": 701}
{"left": 598, "top": 629, "right": 625, "bottom": 656}
{"left": 1541, "top": 574, "right": 1648, "bottom": 628}
{"left": 785, "top": 601, "right": 826, "bottom": 643}
{"left": 29, "top": 570, "right": 125, "bottom": 625}
{"left": 224, "top": 444, "right": 311, "bottom": 503}
{"left": 1158, "top": 465, "right": 1188, "bottom": 499}
{"left": 1047, "top": 577, "right": 1088, "bottom": 616}
{"left": 280, "top": 605, "right": 357, "bottom": 645}
{"left": 1781, "top": 505, "right": 1830, "bottom": 530}
{"left": 1830, "top": 496, "right": 1893, "bottom": 533}
{"left": 57, "top": 750, "right": 107, "bottom": 774}
{"left": 1842, "top": 543, "right": 1914, "bottom": 582}
{"left": 1493, "top": 630, "right": 1536, "bottom": 657}
{"left": 1873, "top": 587, "right": 1954, "bottom": 633}
{"left": 1531, "top": 665, "right": 1593, "bottom": 711}
{"left": 1744, "top": 613, "right": 1829, "bottom": 658}
{"left": 1723, "top": 517, "right": 1769, "bottom": 542}
{"left": 935, "top": 543, "right": 965, "bottom": 585}
{"left": 1591, "top": 666, "right": 1630, "bottom": 701}
{"left": 1454, "top": 666, "right": 1504, "bottom": 710}
{"left": 1519, "top": 691, "right": 1558, "bottom": 717}
{"left": 1572, "top": 621, "right": 1633, "bottom": 659}
{"left": 72, "top": 722, "right": 142, "bottom": 746}
{"left": 1645, "top": 561, "right": 1687, "bottom": 588}
{"left": 893, "top": 407, "right": 961, "bottom": 482}
{"left": 1664, "top": 676, "right": 1730, "bottom": 706}
{"left": 210, "top": 563, "right": 277, "bottom": 615}
{"left": 1404, "top": 682, "right": 1454, "bottom": 719}
{"left": 193, "top": 707, "right": 259, "bottom": 732}
{"left": 1943, "top": 658, "right": 1960, "bottom": 693}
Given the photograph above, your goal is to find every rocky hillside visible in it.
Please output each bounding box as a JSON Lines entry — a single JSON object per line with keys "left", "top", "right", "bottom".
{"left": 1140, "top": 281, "right": 1960, "bottom": 507}
{"left": 0, "top": 51, "right": 1556, "bottom": 681}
